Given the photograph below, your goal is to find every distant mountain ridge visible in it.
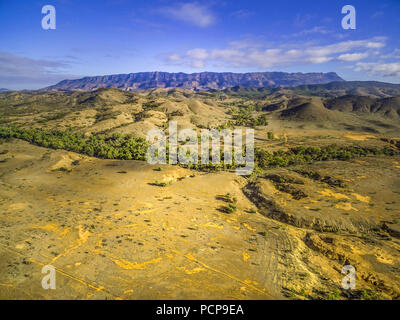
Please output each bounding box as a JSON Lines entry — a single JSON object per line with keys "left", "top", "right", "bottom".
{"left": 45, "top": 71, "right": 344, "bottom": 91}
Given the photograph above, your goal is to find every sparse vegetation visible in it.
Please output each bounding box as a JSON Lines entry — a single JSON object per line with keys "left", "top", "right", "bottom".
{"left": 219, "top": 203, "right": 237, "bottom": 213}
{"left": 95, "top": 108, "right": 121, "bottom": 122}
{"left": 217, "top": 193, "right": 238, "bottom": 213}
{"left": 38, "top": 112, "right": 68, "bottom": 123}
{"left": 52, "top": 167, "right": 71, "bottom": 173}
{"left": 295, "top": 170, "right": 347, "bottom": 188}
{"left": 149, "top": 180, "right": 170, "bottom": 187}
{"left": 360, "top": 289, "right": 378, "bottom": 300}
{"left": 326, "top": 289, "right": 342, "bottom": 300}
{"left": 217, "top": 193, "right": 238, "bottom": 204}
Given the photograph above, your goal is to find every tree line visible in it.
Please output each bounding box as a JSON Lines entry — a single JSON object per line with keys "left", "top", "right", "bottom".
{"left": 0, "top": 126, "right": 148, "bottom": 160}
{"left": 1, "top": 126, "right": 398, "bottom": 172}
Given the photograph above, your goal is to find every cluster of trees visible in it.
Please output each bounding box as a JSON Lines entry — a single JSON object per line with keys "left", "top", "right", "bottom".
{"left": 0, "top": 126, "right": 148, "bottom": 160}
{"left": 253, "top": 114, "right": 269, "bottom": 126}
{"left": 291, "top": 145, "right": 397, "bottom": 159}
{"left": 228, "top": 108, "right": 268, "bottom": 127}
{"left": 1, "top": 125, "right": 398, "bottom": 173}
{"left": 255, "top": 144, "right": 399, "bottom": 168}
{"left": 178, "top": 162, "right": 239, "bottom": 172}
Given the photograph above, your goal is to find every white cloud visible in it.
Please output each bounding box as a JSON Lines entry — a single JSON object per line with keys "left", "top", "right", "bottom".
{"left": 380, "top": 49, "right": 400, "bottom": 59}
{"left": 187, "top": 48, "right": 209, "bottom": 60}
{"left": 354, "top": 62, "right": 400, "bottom": 77}
{"left": 160, "top": 3, "right": 216, "bottom": 27}
{"left": 338, "top": 52, "right": 369, "bottom": 62}
{"left": 372, "top": 11, "right": 384, "bottom": 19}
{"left": 0, "top": 51, "right": 77, "bottom": 89}
{"left": 230, "top": 9, "right": 254, "bottom": 20}
{"left": 190, "top": 60, "right": 205, "bottom": 68}
{"left": 167, "top": 37, "right": 386, "bottom": 69}
{"left": 168, "top": 53, "right": 181, "bottom": 61}
{"left": 293, "top": 13, "right": 314, "bottom": 27}
{"left": 366, "top": 41, "right": 385, "bottom": 49}
{"left": 307, "top": 56, "right": 333, "bottom": 64}
{"left": 293, "top": 26, "right": 332, "bottom": 36}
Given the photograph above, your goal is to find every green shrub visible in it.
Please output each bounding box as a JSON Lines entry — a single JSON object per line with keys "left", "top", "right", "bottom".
{"left": 150, "top": 181, "right": 170, "bottom": 187}
{"left": 327, "top": 289, "right": 341, "bottom": 300}
{"left": 220, "top": 203, "right": 237, "bottom": 213}
{"left": 253, "top": 114, "right": 268, "bottom": 126}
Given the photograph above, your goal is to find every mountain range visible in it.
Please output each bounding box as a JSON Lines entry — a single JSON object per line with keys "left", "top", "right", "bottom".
{"left": 45, "top": 71, "right": 344, "bottom": 91}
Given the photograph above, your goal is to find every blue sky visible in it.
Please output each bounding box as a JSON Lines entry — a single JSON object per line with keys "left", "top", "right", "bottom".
{"left": 1, "top": 0, "right": 400, "bottom": 89}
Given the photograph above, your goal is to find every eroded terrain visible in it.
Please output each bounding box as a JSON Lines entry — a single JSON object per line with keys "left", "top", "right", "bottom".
{"left": 1, "top": 138, "right": 399, "bottom": 299}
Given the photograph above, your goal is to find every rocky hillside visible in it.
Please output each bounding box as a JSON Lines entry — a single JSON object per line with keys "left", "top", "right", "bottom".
{"left": 45, "top": 71, "right": 343, "bottom": 91}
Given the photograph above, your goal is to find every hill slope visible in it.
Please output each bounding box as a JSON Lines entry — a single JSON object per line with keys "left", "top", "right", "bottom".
{"left": 324, "top": 95, "right": 400, "bottom": 118}
{"left": 280, "top": 99, "right": 338, "bottom": 121}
